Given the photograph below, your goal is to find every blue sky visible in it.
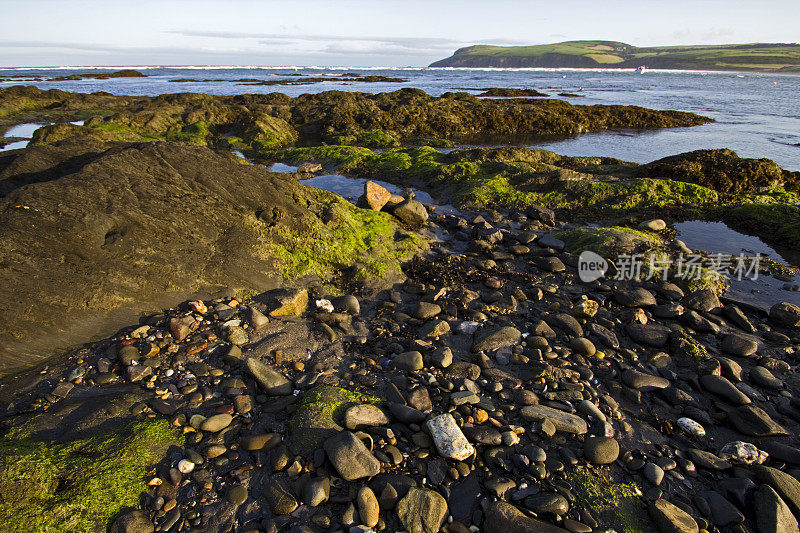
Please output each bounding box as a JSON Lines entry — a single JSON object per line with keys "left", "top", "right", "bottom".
{"left": 1, "top": 0, "right": 798, "bottom": 67}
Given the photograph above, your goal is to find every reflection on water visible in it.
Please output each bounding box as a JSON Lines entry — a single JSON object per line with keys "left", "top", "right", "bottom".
{"left": 3, "top": 123, "right": 44, "bottom": 138}
{"left": 299, "top": 173, "right": 460, "bottom": 215}
{"left": 675, "top": 220, "right": 799, "bottom": 309}
{"left": 268, "top": 162, "right": 299, "bottom": 173}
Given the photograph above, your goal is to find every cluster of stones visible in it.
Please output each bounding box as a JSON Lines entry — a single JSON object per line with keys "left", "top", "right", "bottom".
{"left": 6, "top": 199, "right": 800, "bottom": 533}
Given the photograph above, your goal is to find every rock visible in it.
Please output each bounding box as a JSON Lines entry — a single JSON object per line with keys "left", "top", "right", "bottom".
{"left": 537, "top": 234, "right": 565, "bottom": 251}
{"left": 420, "top": 319, "right": 450, "bottom": 338}
{"left": 524, "top": 492, "right": 569, "bottom": 515}
{"left": 544, "top": 313, "right": 583, "bottom": 337}
{"left": 728, "top": 405, "right": 788, "bottom": 436}
{"left": 227, "top": 485, "right": 248, "bottom": 506}
{"left": 394, "top": 351, "right": 424, "bottom": 371}
{"left": 520, "top": 405, "right": 588, "bottom": 434}
{"left": 396, "top": 487, "right": 448, "bottom": 533}
{"left": 169, "top": 316, "right": 195, "bottom": 342}
{"left": 244, "top": 358, "right": 293, "bottom": 395}
{"left": 687, "top": 449, "right": 731, "bottom": 471}
{"left": 577, "top": 399, "right": 606, "bottom": 422}
{"left": 754, "top": 484, "right": 800, "bottom": 533}
{"left": 430, "top": 346, "right": 453, "bottom": 368}
{"left": 615, "top": 288, "right": 657, "bottom": 307}
{"left": 323, "top": 431, "right": 381, "bottom": 481}
{"left": 770, "top": 302, "right": 800, "bottom": 327}
{"left": 110, "top": 510, "right": 155, "bottom": 533}
{"left": 484, "top": 501, "right": 569, "bottom": 533}
{"left": 700, "top": 490, "right": 744, "bottom": 526}
{"left": 583, "top": 436, "right": 619, "bottom": 465}
{"left": 699, "top": 374, "right": 751, "bottom": 405}
{"left": 344, "top": 404, "right": 389, "bottom": 429}
{"left": 644, "top": 462, "right": 665, "bottom": 485}
{"left": 241, "top": 433, "right": 280, "bottom": 451}
{"left": 649, "top": 499, "right": 698, "bottom": 533}
{"left": 639, "top": 219, "right": 667, "bottom": 231}
{"left": 751, "top": 366, "right": 783, "bottom": 390}
{"left": 414, "top": 302, "right": 442, "bottom": 319}
{"left": 536, "top": 256, "right": 566, "bottom": 272}
{"left": 626, "top": 323, "right": 670, "bottom": 347}
{"left": 683, "top": 289, "right": 722, "bottom": 313}
{"left": 622, "top": 369, "right": 670, "bottom": 390}
{"left": 569, "top": 337, "right": 596, "bottom": 357}
{"left": 527, "top": 204, "right": 556, "bottom": 226}
{"left": 426, "top": 413, "right": 475, "bottom": 460}
{"left": 472, "top": 326, "right": 522, "bottom": 353}
{"left": 754, "top": 465, "right": 800, "bottom": 516}
{"left": 393, "top": 198, "right": 429, "bottom": 227}
{"left": 721, "top": 333, "right": 758, "bottom": 357}
{"left": 225, "top": 325, "right": 249, "bottom": 346}
{"left": 357, "top": 487, "right": 380, "bottom": 528}
{"left": 244, "top": 306, "right": 269, "bottom": 330}
{"left": 362, "top": 180, "right": 394, "bottom": 211}
{"left": 265, "top": 475, "right": 298, "bottom": 515}
{"left": 200, "top": 414, "right": 233, "bottom": 432}
{"left": 268, "top": 288, "right": 308, "bottom": 317}
{"left": 304, "top": 476, "right": 330, "bottom": 507}
{"left": 297, "top": 162, "right": 322, "bottom": 173}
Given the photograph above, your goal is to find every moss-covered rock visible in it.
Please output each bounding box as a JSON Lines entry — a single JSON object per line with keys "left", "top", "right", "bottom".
{"left": 556, "top": 226, "right": 660, "bottom": 256}
{"left": 565, "top": 470, "right": 653, "bottom": 533}
{"left": 637, "top": 149, "right": 800, "bottom": 198}
{"left": 0, "top": 138, "right": 423, "bottom": 373}
{"left": 0, "top": 418, "right": 180, "bottom": 533}
{"left": 287, "top": 386, "right": 379, "bottom": 456}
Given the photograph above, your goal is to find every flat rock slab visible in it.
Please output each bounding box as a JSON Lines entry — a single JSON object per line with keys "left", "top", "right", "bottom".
{"left": 727, "top": 405, "right": 788, "bottom": 436}
{"left": 396, "top": 487, "right": 448, "bottom": 533}
{"left": 520, "top": 405, "right": 588, "bottom": 434}
{"left": 472, "top": 326, "right": 521, "bottom": 353}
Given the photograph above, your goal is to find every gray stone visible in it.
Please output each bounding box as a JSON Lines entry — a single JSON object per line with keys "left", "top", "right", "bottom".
{"left": 394, "top": 351, "right": 424, "bottom": 371}
{"left": 200, "top": 414, "right": 233, "bottom": 433}
{"left": 524, "top": 492, "right": 569, "bottom": 515}
{"left": 244, "top": 357, "right": 293, "bottom": 395}
{"left": 700, "top": 491, "right": 744, "bottom": 526}
{"left": 649, "top": 499, "right": 698, "bottom": 533}
{"left": 344, "top": 404, "right": 389, "bottom": 430}
{"left": 754, "top": 484, "right": 800, "bottom": 533}
{"left": 700, "top": 374, "right": 751, "bottom": 405}
{"left": 521, "top": 405, "right": 588, "bottom": 434}
{"left": 304, "top": 476, "right": 330, "bottom": 507}
{"left": 544, "top": 313, "right": 583, "bottom": 337}
{"left": 721, "top": 333, "right": 758, "bottom": 357}
{"left": 472, "top": 326, "right": 521, "bottom": 353}
{"left": 393, "top": 199, "right": 429, "bottom": 227}
{"left": 537, "top": 234, "right": 565, "bottom": 251}
{"left": 644, "top": 462, "right": 665, "bottom": 485}
{"left": 622, "top": 369, "right": 670, "bottom": 390}
{"left": 750, "top": 366, "right": 783, "bottom": 390}
{"left": 323, "top": 431, "right": 381, "bottom": 480}
{"left": 615, "top": 288, "right": 657, "bottom": 307}
{"left": 683, "top": 289, "right": 722, "bottom": 313}
{"left": 569, "top": 337, "right": 596, "bottom": 356}
{"left": 754, "top": 465, "right": 800, "bottom": 516}
{"left": 770, "top": 302, "right": 800, "bottom": 327}
{"left": 626, "top": 323, "right": 670, "bottom": 347}
{"left": 414, "top": 302, "right": 442, "bottom": 319}
{"left": 396, "top": 487, "right": 448, "bottom": 533}
{"left": 227, "top": 485, "right": 248, "bottom": 506}
{"left": 583, "top": 436, "right": 619, "bottom": 465}
{"left": 484, "top": 501, "right": 570, "bottom": 533}
{"left": 728, "top": 405, "right": 788, "bottom": 436}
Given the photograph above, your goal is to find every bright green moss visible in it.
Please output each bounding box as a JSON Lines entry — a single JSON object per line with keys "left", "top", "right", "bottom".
{"left": 330, "top": 129, "right": 400, "bottom": 148}
{"left": 0, "top": 418, "right": 181, "bottom": 533}
{"left": 260, "top": 191, "right": 425, "bottom": 280}
{"left": 555, "top": 226, "right": 660, "bottom": 256}
{"left": 565, "top": 470, "right": 651, "bottom": 533}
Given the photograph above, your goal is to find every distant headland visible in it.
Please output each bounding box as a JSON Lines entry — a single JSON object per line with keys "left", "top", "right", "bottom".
{"left": 430, "top": 40, "right": 800, "bottom": 72}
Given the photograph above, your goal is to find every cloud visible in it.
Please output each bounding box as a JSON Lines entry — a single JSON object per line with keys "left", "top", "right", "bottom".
{"left": 669, "top": 28, "right": 736, "bottom": 42}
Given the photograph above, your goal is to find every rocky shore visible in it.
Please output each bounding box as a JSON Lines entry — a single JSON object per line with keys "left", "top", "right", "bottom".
{"left": 1, "top": 84, "right": 799, "bottom": 533}
{"left": 2, "top": 191, "right": 800, "bottom": 532}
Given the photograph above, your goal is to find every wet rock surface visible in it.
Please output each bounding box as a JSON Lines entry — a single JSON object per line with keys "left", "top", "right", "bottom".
{"left": 0, "top": 92, "right": 799, "bottom": 532}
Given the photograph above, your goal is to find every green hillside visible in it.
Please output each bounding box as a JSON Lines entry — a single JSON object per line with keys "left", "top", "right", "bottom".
{"left": 430, "top": 40, "right": 800, "bottom": 72}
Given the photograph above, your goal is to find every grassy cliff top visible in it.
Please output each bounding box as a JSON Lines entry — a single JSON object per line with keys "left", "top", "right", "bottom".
{"left": 430, "top": 40, "right": 800, "bottom": 72}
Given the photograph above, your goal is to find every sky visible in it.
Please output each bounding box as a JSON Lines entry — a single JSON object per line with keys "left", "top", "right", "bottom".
{"left": 1, "top": 0, "right": 798, "bottom": 67}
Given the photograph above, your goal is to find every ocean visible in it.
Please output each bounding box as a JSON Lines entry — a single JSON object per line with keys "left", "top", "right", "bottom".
{"left": 1, "top": 66, "right": 799, "bottom": 170}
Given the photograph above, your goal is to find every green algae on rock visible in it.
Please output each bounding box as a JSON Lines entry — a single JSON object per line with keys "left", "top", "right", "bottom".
{"left": 0, "top": 418, "right": 180, "bottom": 533}
{"left": 0, "top": 137, "right": 424, "bottom": 373}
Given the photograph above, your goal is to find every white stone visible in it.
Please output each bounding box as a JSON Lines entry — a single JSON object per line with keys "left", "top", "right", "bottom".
{"left": 426, "top": 413, "right": 475, "bottom": 461}
{"left": 315, "top": 299, "right": 334, "bottom": 313}
{"left": 178, "top": 459, "right": 195, "bottom": 474}
{"left": 678, "top": 417, "right": 705, "bottom": 436}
